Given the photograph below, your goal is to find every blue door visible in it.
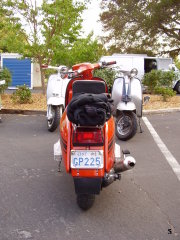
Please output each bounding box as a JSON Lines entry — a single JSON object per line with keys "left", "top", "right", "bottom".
{"left": 3, "top": 58, "right": 31, "bottom": 88}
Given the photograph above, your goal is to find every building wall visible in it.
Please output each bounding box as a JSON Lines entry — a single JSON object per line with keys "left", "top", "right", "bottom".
{"left": 3, "top": 58, "right": 31, "bottom": 88}
{"left": 32, "top": 62, "right": 42, "bottom": 88}
{"left": 0, "top": 53, "right": 42, "bottom": 89}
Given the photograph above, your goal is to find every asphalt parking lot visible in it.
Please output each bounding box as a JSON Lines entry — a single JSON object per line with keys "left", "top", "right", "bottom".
{"left": 0, "top": 113, "right": 180, "bottom": 240}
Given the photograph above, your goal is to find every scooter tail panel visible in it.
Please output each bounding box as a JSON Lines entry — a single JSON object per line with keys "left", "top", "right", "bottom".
{"left": 131, "top": 77, "right": 143, "bottom": 117}
{"left": 71, "top": 169, "right": 105, "bottom": 177}
{"left": 47, "top": 97, "right": 64, "bottom": 106}
{"left": 116, "top": 102, "right": 136, "bottom": 112}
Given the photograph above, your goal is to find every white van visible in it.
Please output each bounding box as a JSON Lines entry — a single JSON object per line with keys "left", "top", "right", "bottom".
{"left": 100, "top": 54, "right": 180, "bottom": 93}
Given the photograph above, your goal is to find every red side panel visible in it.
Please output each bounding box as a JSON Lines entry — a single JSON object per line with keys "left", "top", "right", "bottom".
{"left": 105, "top": 117, "right": 115, "bottom": 172}
{"left": 60, "top": 110, "right": 71, "bottom": 172}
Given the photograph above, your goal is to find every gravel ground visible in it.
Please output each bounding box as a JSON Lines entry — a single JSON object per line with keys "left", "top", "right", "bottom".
{"left": 1, "top": 93, "right": 180, "bottom": 111}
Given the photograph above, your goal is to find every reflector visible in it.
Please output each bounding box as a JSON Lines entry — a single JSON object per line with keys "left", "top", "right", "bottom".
{"left": 73, "top": 127, "right": 104, "bottom": 146}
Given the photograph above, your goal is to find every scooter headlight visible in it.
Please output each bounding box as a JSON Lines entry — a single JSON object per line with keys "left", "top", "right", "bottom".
{"left": 52, "top": 92, "right": 59, "bottom": 97}
{"left": 130, "top": 68, "right": 138, "bottom": 78}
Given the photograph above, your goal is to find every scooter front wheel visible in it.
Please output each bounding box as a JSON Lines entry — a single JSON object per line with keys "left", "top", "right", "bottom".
{"left": 77, "top": 194, "right": 95, "bottom": 210}
{"left": 175, "top": 82, "right": 180, "bottom": 94}
{"left": 115, "top": 112, "right": 137, "bottom": 141}
{"left": 47, "top": 106, "right": 62, "bottom": 132}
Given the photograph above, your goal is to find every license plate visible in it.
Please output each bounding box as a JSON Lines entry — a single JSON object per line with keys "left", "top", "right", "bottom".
{"left": 71, "top": 150, "right": 104, "bottom": 169}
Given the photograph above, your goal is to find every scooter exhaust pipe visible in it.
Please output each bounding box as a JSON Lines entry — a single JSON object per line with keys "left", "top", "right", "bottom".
{"left": 114, "top": 156, "right": 136, "bottom": 173}
{"left": 102, "top": 156, "right": 136, "bottom": 188}
{"left": 102, "top": 170, "right": 121, "bottom": 188}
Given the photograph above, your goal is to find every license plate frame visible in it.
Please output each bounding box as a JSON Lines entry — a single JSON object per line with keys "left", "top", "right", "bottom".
{"left": 71, "top": 150, "right": 104, "bottom": 169}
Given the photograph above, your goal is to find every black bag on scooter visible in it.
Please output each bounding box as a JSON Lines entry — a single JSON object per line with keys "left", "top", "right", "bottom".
{"left": 67, "top": 93, "right": 113, "bottom": 126}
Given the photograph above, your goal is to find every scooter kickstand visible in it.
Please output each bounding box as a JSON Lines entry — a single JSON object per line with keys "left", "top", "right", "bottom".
{"left": 116, "top": 173, "right": 121, "bottom": 180}
{"left": 58, "top": 162, "right": 61, "bottom": 172}
{"left": 58, "top": 159, "right": 62, "bottom": 172}
{"left": 138, "top": 117, "right": 143, "bottom": 133}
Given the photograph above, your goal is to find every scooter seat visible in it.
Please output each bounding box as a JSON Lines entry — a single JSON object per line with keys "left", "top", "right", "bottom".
{"left": 72, "top": 80, "right": 106, "bottom": 95}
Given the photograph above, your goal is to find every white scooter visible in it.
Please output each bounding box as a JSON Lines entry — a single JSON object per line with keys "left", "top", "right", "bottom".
{"left": 112, "top": 68, "right": 143, "bottom": 140}
{"left": 43, "top": 65, "right": 70, "bottom": 132}
{"left": 0, "top": 79, "right": 5, "bottom": 123}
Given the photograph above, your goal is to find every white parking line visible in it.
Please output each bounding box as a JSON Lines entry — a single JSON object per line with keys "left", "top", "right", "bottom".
{"left": 143, "top": 116, "right": 180, "bottom": 181}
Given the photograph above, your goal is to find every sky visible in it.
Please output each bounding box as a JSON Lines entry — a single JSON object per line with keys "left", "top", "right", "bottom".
{"left": 81, "top": 0, "right": 103, "bottom": 38}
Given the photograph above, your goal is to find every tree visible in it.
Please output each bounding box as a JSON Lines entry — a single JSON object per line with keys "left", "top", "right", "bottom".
{"left": 100, "top": 0, "right": 180, "bottom": 56}
{"left": 0, "top": 11, "right": 26, "bottom": 52}
{"left": 53, "top": 33, "right": 106, "bottom": 66}
{"left": 175, "top": 57, "right": 180, "bottom": 70}
{"left": 0, "top": 0, "right": 86, "bottom": 93}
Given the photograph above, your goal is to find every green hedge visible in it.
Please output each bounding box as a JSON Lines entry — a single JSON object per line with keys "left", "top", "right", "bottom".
{"left": 0, "top": 68, "right": 12, "bottom": 94}
{"left": 93, "top": 68, "right": 116, "bottom": 91}
{"left": 11, "top": 84, "right": 32, "bottom": 104}
{"left": 143, "top": 70, "right": 176, "bottom": 101}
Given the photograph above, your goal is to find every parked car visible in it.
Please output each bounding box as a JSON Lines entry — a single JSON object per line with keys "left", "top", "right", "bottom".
{"left": 100, "top": 54, "right": 180, "bottom": 93}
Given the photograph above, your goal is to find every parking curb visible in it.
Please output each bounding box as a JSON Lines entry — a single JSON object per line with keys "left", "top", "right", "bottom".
{"left": 1, "top": 109, "right": 46, "bottom": 115}
{"left": 1, "top": 107, "right": 180, "bottom": 116}
{"left": 143, "top": 108, "right": 180, "bottom": 115}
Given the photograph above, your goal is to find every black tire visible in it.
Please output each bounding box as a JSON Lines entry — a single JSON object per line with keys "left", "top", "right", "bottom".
{"left": 175, "top": 82, "right": 180, "bottom": 94}
{"left": 115, "top": 111, "right": 137, "bottom": 141}
{"left": 47, "top": 106, "right": 61, "bottom": 132}
{"left": 77, "top": 194, "right": 95, "bottom": 210}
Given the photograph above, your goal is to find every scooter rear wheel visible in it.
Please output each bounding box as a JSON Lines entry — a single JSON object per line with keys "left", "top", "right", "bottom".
{"left": 47, "top": 106, "right": 62, "bottom": 132}
{"left": 77, "top": 194, "right": 95, "bottom": 210}
{"left": 115, "top": 112, "right": 137, "bottom": 141}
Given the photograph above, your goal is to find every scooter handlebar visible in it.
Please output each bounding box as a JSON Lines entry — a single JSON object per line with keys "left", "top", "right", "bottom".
{"left": 42, "top": 64, "right": 80, "bottom": 79}
{"left": 41, "top": 65, "right": 68, "bottom": 72}
{"left": 101, "top": 61, "right": 116, "bottom": 67}
{"left": 67, "top": 70, "right": 80, "bottom": 79}
{"left": 41, "top": 65, "right": 48, "bottom": 69}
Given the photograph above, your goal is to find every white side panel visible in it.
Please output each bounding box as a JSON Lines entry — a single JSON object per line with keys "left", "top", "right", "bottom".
{"left": 111, "top": 77, "right": 124, "bottom": 108}
{"left": 54, "top": 139, "right": 62, "bottom": 162}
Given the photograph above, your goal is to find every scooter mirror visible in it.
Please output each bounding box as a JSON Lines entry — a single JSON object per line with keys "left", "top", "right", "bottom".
{"left": 0, "top": 80, "right": 5, "bottom": 85}
{"left": 130, "top": 68, "right": 138, "bottom": 78}
{"left": 143, "top": 96, "right": 150, "bottom": 105}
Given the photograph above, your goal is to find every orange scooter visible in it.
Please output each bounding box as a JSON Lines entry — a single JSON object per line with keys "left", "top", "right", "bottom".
{"left": 59, "top": 61, "right": 136, "bottom": 210}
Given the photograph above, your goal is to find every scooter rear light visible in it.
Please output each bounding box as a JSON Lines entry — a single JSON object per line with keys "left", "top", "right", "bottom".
{"left": 73, "top": 127, "right": 104, "bottom": 146}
